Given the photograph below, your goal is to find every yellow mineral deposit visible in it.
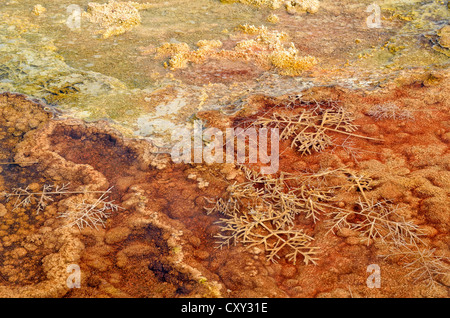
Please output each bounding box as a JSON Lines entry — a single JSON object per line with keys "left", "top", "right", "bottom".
{"left": 285, "top": 0, "right": 320, "bottom": 14}
{"left": 269, "top": 45, "right": 318, "bottom": 76}
{"left": 267, "top": 13, "right": 280, "bottom": 24}
{"left": 31, "top": 4, "right": 46, "bottom": 16}
{"left": 155, "top": 42, "right": 191, "bottom": 69}
{"left": 82, "top": 0, "right": 155, "bottom": 38}
{"left": 154, "top": 24, "right": 317, "bottom": 76}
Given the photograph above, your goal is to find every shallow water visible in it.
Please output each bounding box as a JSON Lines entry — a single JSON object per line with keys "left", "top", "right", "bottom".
{"left": 1, "top": 0, "right": 449, "bottom": 145}
{"left": 1, "top": 0, "right": 268, "bottom": 87}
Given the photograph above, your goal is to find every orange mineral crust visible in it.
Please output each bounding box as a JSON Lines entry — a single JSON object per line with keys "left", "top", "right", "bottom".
{"left": 0, "top": 69, "right": 448, "bottom": 298}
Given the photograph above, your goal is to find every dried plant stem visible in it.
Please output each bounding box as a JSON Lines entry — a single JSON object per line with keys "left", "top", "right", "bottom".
{"left": 2, "top": 184, "right": 121, "bottom": 230}
{"left": 0, "top": 161, "right": 38, "bottom": 165}
{"left": 6, "top": 190, "right": 107, "bottom": 196}
{"left": 206, "top": 165, "right": 353, "bottom": 265}
{"left": 381, "top": 242, "right": 450, "bottom": 287}
{"left": 254, "top": 105, "right": 382, "bottom": 156}
{"left": 2, "top": 183, "right": 110, "bottom": 214}
{"left": 258, "top": 116, "right": 380, "bottom": 140}
{"left": 59, "top": 187, "right": 121, "bottom": 230}
{"left": 327, "top": 169, "right": 424, "bottom": 246}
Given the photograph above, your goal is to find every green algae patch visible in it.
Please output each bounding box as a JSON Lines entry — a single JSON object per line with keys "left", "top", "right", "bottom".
{"left": 350, "top": 0, "right": 450, "bottom": 74}
{"left": 0, "top": 12, "right": 127, "bottom": 99}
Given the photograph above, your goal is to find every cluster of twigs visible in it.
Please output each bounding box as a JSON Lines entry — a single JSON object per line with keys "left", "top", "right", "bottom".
{"left": 253, "top": 100, "right": 380, "bottom": 156}
{"left": 214, "top": 208, "right": 319, "bottom": 265}
{"left": 326, "top": 197, "right": 424, "bottom": 246}
{"left": 3, "top": 183, "right": 75, "bottom": 214}
{"left": 207, "top": 96, "right": 449, "bottom": 285}
{"left": 207, "top": 163, "right": 432, "bottom": 268}
{"left": 57, "top": 188, "right": 122, "bottom": 230}
{"left": 380, "top": 243, "right": 450, "bottom": 288}
{"left": 326, "top": 169, "right": 449, "bottom": 287}
{"left": 1, "top": 183, "right": 121, "bottom": 230}
{"left": 326, "top": 170, "right": 424, "bottom": 246}
{"left": 367, "top": 103, "right": 414, "bottom": 121}
{"left": 205, "top": 165, "right": 351, "bottom": 265}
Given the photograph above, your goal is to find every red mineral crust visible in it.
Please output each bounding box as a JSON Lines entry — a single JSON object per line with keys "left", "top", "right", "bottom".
{"left": 0, "top": 69, "right": 448, "bottom": 298}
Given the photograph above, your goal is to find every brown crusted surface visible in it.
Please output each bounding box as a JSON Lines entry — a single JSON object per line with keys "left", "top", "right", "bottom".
{"left": 0, "top": 71, "right": 449, "bottom": 298}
